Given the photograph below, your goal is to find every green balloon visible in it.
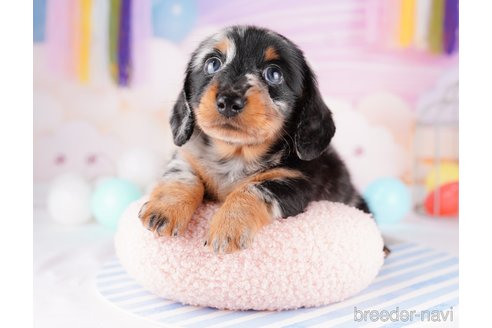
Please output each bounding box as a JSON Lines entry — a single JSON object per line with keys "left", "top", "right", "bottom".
{"left": 91, "top": 178, "right": 142, "bottom": 230}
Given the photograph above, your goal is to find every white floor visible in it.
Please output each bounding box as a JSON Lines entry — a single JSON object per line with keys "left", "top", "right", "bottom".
{"left": 380, "top": 216, "right": 459, "bottom": 257}
{"left": 33, "top": 187, "right": 458, "bottom": 328}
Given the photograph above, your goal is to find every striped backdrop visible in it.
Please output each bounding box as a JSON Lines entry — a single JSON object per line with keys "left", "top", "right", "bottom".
{"left": 96, "top": 243, "right": 459, "bottom": 327}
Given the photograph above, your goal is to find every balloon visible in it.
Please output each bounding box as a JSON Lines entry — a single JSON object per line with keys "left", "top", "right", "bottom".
{"left": 424, "top": 182, "right": 459, "bottom": 217}
{"left": 364, "top": 177, "right": 412, "bottom": 224}
{"left": 425, "top": 162, "right": 459, "bottom": 191}
{"left": 47, "top": 173, "right": 92, "bottom": 225}
{"left": 117, "top": 149, "right": 160, "bottom": 188}
{"left": 152, "top": 0, "right": 197, "bottom": 43}
{"left": 91, "top": 178, "right": 142, "bottom": 230}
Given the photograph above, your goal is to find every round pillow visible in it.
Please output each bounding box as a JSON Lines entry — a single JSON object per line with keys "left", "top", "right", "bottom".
{"left": 115, "top": 198, "right": 385, "bottom": 311}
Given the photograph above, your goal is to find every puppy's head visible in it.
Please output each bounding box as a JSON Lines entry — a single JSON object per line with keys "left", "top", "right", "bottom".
{"left": 171, "top": 26, "right": 335, "bottom": 161}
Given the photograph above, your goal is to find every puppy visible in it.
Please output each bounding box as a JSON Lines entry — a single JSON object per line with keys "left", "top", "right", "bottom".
{"left": 139, "top": 25, "right": 389, "bottom": 255}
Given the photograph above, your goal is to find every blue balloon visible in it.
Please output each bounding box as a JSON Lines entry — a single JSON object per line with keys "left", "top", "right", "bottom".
{"left": 91, "top": 178, "right": 142, "bottom": 230}
{"left": 363, "top": 177, "right": 411, "bottom": 224}
{"left": 152, "top": 0, "right": 198, "bottom": 43}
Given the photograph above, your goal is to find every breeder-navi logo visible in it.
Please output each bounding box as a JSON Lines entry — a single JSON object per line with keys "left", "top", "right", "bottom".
{"left": 354, "top": 306, "right": 454, "bottom": 323}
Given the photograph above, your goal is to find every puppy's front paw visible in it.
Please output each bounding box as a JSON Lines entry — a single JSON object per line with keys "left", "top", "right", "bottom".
{"left": 138, "top": 199, "right": 189, "bottom": 237}
{"left": 205, "top": 211, "right": 255, "bottom": 254}
{"left": 139, "top": 181, "right": 204, "bottom": 237}
{"left": 204, "top": 193, "right": 272, "bottom": 253}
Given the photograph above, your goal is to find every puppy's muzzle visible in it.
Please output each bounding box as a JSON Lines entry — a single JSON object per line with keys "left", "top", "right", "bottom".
{"left": 216, "top": 92, "right": 246, "bottom": 118}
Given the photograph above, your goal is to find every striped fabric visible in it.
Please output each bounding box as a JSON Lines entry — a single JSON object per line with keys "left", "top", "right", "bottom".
{"left": 96, "top": 243, "right": 458, "bottom": 327}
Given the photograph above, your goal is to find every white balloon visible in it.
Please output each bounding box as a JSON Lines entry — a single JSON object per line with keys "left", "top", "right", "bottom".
{"left": 116, "top": 149, "right": 160, "bottom": 188}
{"left": 47, "top": 173, "right": 92, "bottom": 225}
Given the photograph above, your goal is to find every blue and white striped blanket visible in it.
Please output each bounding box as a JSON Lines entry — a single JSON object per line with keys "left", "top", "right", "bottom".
{"left": 96, "top": 243, "right": 459, "bottom": 327}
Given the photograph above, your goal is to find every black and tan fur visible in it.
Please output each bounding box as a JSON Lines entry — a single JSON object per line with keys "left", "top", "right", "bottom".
{"left": 139, "top": 26, "right": 389, "bottom": 255}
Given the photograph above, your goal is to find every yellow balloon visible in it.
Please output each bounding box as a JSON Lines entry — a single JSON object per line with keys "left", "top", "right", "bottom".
{"left": 425, "top": 162, "right": 459, "bottom": 191}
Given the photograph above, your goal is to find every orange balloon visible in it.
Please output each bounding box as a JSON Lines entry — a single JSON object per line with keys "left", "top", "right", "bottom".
{"left": 424, "top": 182, "right": 459, "bottom": 217}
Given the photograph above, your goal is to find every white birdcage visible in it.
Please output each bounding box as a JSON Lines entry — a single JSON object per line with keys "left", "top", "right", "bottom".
{"left": 413, "top": 81, "right": 459, "bottom": 218}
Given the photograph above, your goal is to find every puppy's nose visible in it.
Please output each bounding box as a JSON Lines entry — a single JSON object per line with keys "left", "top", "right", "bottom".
{"left": 216, "top": 94, "right": 245, "bottom": 118}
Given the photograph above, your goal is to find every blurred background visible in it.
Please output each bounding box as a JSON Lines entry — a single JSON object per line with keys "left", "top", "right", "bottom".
{"left": 33, "top": 1, "right": 459, "bottom": 326}
{"left": 33, "top": 0, "right": 458, "bottom": 226}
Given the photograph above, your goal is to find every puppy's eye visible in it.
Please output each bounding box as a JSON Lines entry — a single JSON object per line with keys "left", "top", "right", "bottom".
{"left": 263, "top": 66, "right": 283, "bottom": 85}
{"left": 204, "top": 57, "right": 222, "bottom": 74}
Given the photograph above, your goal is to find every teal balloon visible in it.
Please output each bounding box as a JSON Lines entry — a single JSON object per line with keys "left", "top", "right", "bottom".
{"left": 152, "top": 0, "right": 197, "bottom": 43}
{"left": 363, "top": 177, "right": 411, "bottom": 224}
{"left": 91, "top": 178, "right": 142, "bottom": 230}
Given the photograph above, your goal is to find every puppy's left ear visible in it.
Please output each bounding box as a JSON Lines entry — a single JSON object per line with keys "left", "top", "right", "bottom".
{"left": 294, "top": 64, "right": 336, "bottom": 161}
{"left": 170, "top": 74, "right": 195, "bottom": 146}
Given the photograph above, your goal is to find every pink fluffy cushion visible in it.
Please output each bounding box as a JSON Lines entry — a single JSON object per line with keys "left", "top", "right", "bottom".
{"left": 115, "top": 198, "right": 385, "bottom": 311}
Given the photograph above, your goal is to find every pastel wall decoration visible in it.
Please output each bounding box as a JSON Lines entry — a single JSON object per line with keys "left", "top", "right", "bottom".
{"left": 46, "top": 0, "right": 76, "bottom": 78}
{"left": 443, "top": 0, "right": 459, "bottom": 54}
{"left": 379, "top": 0, "right": 458, "bottom": 55}
{"left": 131, "top": 0, "right": 152, "bottom": 86}
{"left": 365, "top": 0, "right": 379, "bottom": 44}
{"left": 385, "top": 0, "right": 401, "bottom": 46}
{"left": 33, "top": 0, "right": 47, "bottom": 42}
{"left": 414, "top": 0, "right": 432, "bottom": 49}
{"left": 109, "top": 0, "right": 133, "bottom": 86}
{"left": 109, "top": 0, "right": 122, "bottom": 84}
{"left": 428, "top": 0, "right": 445, "bottom": 54}
{"left": 118, "top": 0, "right": 132, "bottom": 86}
{"left": 37, "top": 0, "right": 459, "bottom": 88}
{"left": 90, "top": 0, "right": 111, "bottom": 86}
{"left": 77, "top": 0, "right": 93, "bottom": 83}
{"left": 398, "top": 0, "right": 416, "bottom": 47}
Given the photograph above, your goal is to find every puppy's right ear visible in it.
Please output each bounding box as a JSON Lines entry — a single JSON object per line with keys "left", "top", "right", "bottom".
{"left": 170, "top": 76, "right": 195, "bottom": 146}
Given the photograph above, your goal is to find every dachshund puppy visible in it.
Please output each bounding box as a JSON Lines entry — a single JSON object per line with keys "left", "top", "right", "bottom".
{"left": 139, "top": 25, "right": 389, "bottom": 255}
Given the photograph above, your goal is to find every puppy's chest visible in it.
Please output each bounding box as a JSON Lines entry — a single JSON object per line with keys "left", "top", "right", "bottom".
{"left": 183, "top": 142, "right": 266, "bottom": 200}
{"left": 203, "top": 154, "right": 258, "bottom": 199}
{"left": 210, "top": 157, "right": 250, "bottom": 185}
